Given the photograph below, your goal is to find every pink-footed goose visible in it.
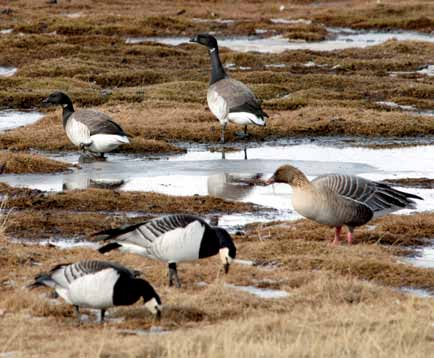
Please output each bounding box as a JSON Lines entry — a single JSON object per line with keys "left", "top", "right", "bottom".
{"left": 266, "top": 165, "right": 423, "bottom": 244}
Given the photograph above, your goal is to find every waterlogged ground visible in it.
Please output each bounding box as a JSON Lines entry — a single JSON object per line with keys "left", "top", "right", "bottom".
{"left": 0, "top": 1, "right": 433, "bottom": 357}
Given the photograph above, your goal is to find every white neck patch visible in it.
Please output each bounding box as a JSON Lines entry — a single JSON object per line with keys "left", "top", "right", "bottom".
{"left": 219, "top": 247, "right": 232, "bottom": 265}
{"left": 144, "top": 297, "right": 162, "bottom": 315}
{"left": 209, "top": 48, "right": 216, "bottom": 53}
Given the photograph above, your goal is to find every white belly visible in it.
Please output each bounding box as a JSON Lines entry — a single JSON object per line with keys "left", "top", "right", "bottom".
{"left": 65, "top": 117, "right": 91, "bottom": 147}
{"left": 88, "top": 134, "right": 129, "bottom": 153}
{"left": 67, "top": 269, "right": 119, "bottom": 309}
{"left": 227, "top": 112, "right": 266, "bottom": 126}
{"left": 151, "top": 221, "right": 205, "bottom": 263}
{"left": 207, "top": 89, "right": 228, "bottom": 123}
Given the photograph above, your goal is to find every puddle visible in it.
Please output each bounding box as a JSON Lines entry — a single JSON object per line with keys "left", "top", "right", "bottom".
{"left": 61, "top": 12, "right": 82, "bottom": 18}
{"left": 404, "top": 245, "right": 434, "bottom": 269}
{"left": 225, "top": 283, "right": 289, "bottom": 298}
{"left": 400, "top": 287, "right": 433, "bottom": 298}
{"left": 0, "top": 66, "right": 17, "bottom": 77}
{"left": 192, "top": 18, "right": 235, "bottom": 24}
{"left": 270, "top": 18, "right": 312, "bottom": 25}
{"left": 126, "top": 28, "right": 434, "bottom": 53}
{"left": 0, "top": 110, "right": 43, "bottom": 132}
{"left": 376, "top": 101, "right": 434, "bottom": 117}
{"left": 417, "top": 65, "right": 434, "bottom": 77}
{"left": 117, "top": 327, "right": 168, "bottom": 336}
{"left": 11, "top": 237, "right": 98, "bottom": 250}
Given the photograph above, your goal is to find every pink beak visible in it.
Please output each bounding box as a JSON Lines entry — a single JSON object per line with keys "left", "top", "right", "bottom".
{"left": 265, "top": 176, "right": 275, "bottom": 185}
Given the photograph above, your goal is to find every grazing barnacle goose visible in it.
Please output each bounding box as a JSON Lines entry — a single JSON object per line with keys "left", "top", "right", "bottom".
{"left": 94, "top": 214, "right": 237, "bottom": 288}
{"left": 42, "top": 91, "right": 129, "bottom": 158}
{"left": 266, "top": 164, "right": 423, "bottom": 245}
{"left": 28, "top": 260, "right": 161, "bottom": 324}
{"left": 190, "top": 34, "right": 268, "bottom": 144}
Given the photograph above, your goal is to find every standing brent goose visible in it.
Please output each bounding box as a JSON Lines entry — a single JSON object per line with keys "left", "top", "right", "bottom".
{"left": 266, "top": 164, "right": 423, "bottom": 244}
{"left": 94, "top": 214, "right": 237, "bottom": 288}
{"left": 29, "top": 260, "right": 161, "bottom": 324}
{"left": 190, "top": 34, "right": 268, "bottom": 143}
{"left": 42, "top": 91, "right": 129, "bottom": 157}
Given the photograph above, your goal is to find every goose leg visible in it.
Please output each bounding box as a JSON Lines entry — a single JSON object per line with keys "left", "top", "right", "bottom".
{"left": 168, "top": 263, "right": 181, "bottom": 288}
{"left": 332, "top": 226, "right": 342, "bottom": 245}
{"left": 220, "top": 123, "right": 227, "bottom": 144}
{"left": 74, "top": 305, "right": 81, "bottom": 325}
{"left": 234, "top": 125, "right": 249, "bottom": 139}
{"left": 243, "top": 146, "right": 247, "bottom": 160}
{"left": 100, "top": 309, "right": 106, "bottom": 324}
{"left": 347, "top": 229, "right": 354, "bottom": 245}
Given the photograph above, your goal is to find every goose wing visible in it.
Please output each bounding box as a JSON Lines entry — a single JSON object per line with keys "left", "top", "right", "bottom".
{"left": 312, "top": 174, "right": 422, "bottom": 214}
{"left": 212, "top": 78, "right": 268, "bottom": 118}
{"left": 93, "top": 214, "right": 208, "bottom": 248}
{"left": 49, "top": 260, "right": 133, "bottom": 287}
{"left": 74, "top": 110, "right": 128, "bottom": 137}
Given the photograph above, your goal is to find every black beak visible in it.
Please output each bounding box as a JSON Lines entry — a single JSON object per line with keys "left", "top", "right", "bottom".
{"left": 224, "top": 263, "right": 230, "bottom": 274}
{"left": 190, "top": 36, "right": 198, "bottom": 43}
{"left": 155, "top": 309, "right": 161, "bottom": 320}
{"left": 41, "top": 97, "right": 50, "bottom": 106}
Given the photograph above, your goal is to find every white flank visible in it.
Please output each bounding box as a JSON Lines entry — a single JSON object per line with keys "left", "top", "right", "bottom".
{"left": 65, "top": 116, "right": 92, "bottom": 147}
{"left": 118, "top": 242, "right": 150, "bottom": 256}
{"left": 88, "top": 134, "right": 129, "bottom": 153}
{"left": 227, "top": 112, "right": 266, "bottom": 126}
{"left": 207, "top": 89, "right": 228, "bottom": 123}
{"left": 151, "top": 221, "right": 205, "bottom": 262}
{"left": 67, "top": 269, "right": 119, "bottom": 309}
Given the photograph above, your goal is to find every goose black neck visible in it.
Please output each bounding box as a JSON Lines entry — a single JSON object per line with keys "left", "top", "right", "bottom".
{"left": 61, "top": 98, "right": 75, "bottom": 127}
{"left": 209, "top": 47, "right": 226, "bottom": 85}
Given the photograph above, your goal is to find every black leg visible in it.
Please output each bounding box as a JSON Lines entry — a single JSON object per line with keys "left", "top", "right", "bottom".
{"left": 244, "top": 125, "right": 248, "bottom": 135}
{"left": 74, "top": 305, "right": 81, "bottom": 325}
{"left": 244, "top": 147, "right": 247, "bottom": 160}
{"left": 100, "top": 309, "right": 106, "bottom": 324}
{"left": 168, "top": 262, "right": 181, "bottom": 288}
{"left": 220, "top": 123, "right": 226, "bottom": 144}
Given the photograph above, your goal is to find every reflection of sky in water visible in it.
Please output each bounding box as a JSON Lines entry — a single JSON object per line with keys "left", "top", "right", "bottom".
{"left": 0, "top": 110, "right": 43, "bottom": 132}
{"left": 126, "top": 28, "right": 434, "bottom": 53}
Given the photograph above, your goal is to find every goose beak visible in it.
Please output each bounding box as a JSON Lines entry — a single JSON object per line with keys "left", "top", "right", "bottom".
{"left": 190, "top": 36, "right": 198, "bottom": 43}
{"left": 41, "top": 97, "right": 50, "bottom": 106}
{"left": 155, "top": 308, "right": 161, "bottom": 320}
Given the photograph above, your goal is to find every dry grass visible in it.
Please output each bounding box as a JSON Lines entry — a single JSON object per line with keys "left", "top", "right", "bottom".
{"left": 0, "top": 151, "right": 71, "bottom": 174}
{"left": 1, "top": 186, "right": 258, "bottom": 214}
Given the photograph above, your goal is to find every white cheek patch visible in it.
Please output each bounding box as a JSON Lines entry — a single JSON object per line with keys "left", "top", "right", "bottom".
{"left": 219, "top": 247, "right": 232, "bottom": 264}
{"left": 144, "top": 297, "right": 162, "bottom": 315}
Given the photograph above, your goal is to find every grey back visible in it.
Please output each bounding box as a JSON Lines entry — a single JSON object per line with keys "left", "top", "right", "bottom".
{"left": 72, "top": 110, "right": 128, "bottom": 137}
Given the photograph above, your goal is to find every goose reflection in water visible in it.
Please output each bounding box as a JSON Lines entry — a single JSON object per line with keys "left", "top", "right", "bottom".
{"left": 207, "top": 172, "right": 263, "bottom": 202}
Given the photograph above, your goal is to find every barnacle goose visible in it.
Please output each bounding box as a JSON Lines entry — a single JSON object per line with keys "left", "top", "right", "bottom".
{"left": 28, "top": 260, "right": 161, "bottom": 323}
{"left": 95, "top": 214, "right": 237, "bottom": 288}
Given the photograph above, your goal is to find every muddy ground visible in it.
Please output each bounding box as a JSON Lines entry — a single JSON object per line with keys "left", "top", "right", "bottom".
{"left": 0, "top": 1, "right": 433, "bottom": 357}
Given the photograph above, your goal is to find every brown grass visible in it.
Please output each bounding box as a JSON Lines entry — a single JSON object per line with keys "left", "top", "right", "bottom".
{"left": 1, "top": 184, "right": 259, "bottom": 214}
{"left": 0, "top": 151, "right": 71, "bottom": 174}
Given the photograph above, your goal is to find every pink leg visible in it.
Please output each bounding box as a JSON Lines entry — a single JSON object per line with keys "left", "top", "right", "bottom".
{"left": 347, "top": 231, "right": 353, "bottom": 245}
{"left": 332, "top": 226, "right": 342, "bottom": 245}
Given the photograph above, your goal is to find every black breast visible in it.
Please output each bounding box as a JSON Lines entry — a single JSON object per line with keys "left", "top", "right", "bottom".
{"left": 198, "top": 226, "right": 220, "bottom": 259}
{"left": 112, "top": 274, "right": 142, "bottom": 306}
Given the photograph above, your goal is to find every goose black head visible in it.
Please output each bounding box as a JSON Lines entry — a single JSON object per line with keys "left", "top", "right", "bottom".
{"left": 190, "top": 33, "right": 219, "bottom": 51}
{"left": 215, "top": 228, "right": 236, "bottom": 274}
{"left": 42, "top": 91, "right": 72, "bottom": 106}
{"left": 140, "top": 279, "right": 162, "bottom": 320}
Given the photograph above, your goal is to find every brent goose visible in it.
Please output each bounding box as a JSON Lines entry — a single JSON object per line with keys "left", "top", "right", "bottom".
{"left": 266, "top": 164, "right": 423, "bottom": 244}
{"left": 42, "top": 91, "right": 129, "bottom": 157}
{"left": 95, "top": 214, "right": 237, "bottom": 288}
{"left": 29, "top": 260, "right": 161, "bottom": 323}
{"left": 190, "top": 34, "right": 268, "bottom": 143}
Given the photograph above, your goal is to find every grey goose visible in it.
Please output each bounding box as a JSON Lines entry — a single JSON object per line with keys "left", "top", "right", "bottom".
{"left": 42, "top": 91, "right": 129, "bottom": 157}
{"left": 266, "top": 164, "right": 423, "bottom": 244}
{"left": 190, "top": 34, "right": 268, "bottom": 143}
{"left": 94, "top": 214, "right": 237, "bottom": 288}
{"left": 29, "top": 260, "right": 161, "bottom": 324}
